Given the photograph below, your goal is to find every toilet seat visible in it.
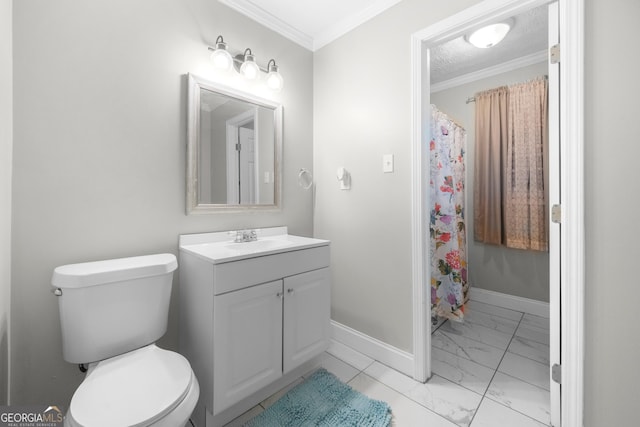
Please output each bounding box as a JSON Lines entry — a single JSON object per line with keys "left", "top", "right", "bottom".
{"left": 67, "top": 345, "right": 194, "bottom": 427}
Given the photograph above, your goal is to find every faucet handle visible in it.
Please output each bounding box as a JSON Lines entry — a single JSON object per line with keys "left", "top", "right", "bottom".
{"left": 232, "top": 229, "right": 258, "bottom": 242}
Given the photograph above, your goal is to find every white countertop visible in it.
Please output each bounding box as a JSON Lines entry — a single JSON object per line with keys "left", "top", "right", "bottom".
{"left": 179, "top": 227, "right": 329, "bottom": 264}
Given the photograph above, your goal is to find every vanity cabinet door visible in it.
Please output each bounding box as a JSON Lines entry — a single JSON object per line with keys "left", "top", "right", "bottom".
{"left": 213, "top": 280, "right": 283, "bottom": 414}
{"left": 283, "top": 268, "right": 331, "bottom": 374}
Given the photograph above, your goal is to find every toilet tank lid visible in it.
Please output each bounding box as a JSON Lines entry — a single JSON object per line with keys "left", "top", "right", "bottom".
{"left": 52, "top": 253, "right": 178, "bottom": 289}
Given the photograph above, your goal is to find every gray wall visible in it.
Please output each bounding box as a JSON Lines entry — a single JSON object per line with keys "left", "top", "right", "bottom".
{"left": 431, "top": 61, "right": 550, "bottom": 302}
{"left": 8, "top": 0, "right": 640, "bottom": 423}
{"left": 313, "top": 0, "right": 640, "bottom": 424}
{"left": 314, "top": 0, "right": 479, "bottom": 353}
{"left": 11, "top": 0, "right": 313, "bottom": 406}
{"left": 0, "top": 0, "right": 12, "bottom": 406}
{"left": 584, "top": 0, "right": 640, "bottom": 425}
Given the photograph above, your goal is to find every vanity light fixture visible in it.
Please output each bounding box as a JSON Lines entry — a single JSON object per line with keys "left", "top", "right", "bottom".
{"left": 207, "top": 35, "right": 284, "bottom": 91}
{"left": 466, "top": 21, "right": 512, "bottom": 48}
{"left": 209, "top": 35, "right": 233, "bottom": 71}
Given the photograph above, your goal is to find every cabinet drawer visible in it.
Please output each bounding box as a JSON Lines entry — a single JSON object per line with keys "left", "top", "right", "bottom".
{"left": 213, "top": 245, "right": 329, "bottom": 295}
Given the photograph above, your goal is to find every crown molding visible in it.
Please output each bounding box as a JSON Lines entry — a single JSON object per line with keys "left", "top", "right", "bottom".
{"left": 431, "top": 49, "right": 547, "bottom": 93}
{"left": 219, "top": 0, "right": 402, "bottom": 52}
{"left": 312, "top": 0, "right": 403, "bottom": 51}
{"left": 219, "top": 0, "right": 314, "bottom": 50}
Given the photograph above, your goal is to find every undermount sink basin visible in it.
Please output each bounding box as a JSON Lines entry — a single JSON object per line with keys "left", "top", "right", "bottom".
{"left": 179, "top": 226, "right": 329, "bottom": 264}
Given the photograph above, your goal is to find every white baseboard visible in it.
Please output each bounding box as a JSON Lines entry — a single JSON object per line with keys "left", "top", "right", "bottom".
{"left": 330, "top": 321, "right": 414, "bottom": 377}
{"left": 329, "top": 289, "right": 548, "bottom": 380}
{"left": 470, "top": 287, "right": 550, "bottom": 318}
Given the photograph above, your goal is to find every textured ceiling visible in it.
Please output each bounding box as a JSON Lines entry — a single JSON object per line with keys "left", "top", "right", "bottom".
{"left": 221, "top": 1, "right": 549, "bottom": 81}
{"left": 430, "top": 5, "right": 548, "bottom": 85}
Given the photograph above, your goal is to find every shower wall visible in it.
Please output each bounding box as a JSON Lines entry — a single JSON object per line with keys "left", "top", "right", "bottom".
{"left": 431, "top": 61, "right": 549, "bottom": 302}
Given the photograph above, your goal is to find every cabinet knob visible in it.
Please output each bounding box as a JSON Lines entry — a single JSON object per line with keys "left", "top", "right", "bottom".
{"left": 276, "top": 292, "right": 284, "bottom": 299}
{"left": 287, "top": 288, "right": 294, "bottom": 294}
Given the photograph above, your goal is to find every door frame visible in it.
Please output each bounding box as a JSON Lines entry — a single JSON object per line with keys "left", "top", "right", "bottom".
{"left": 547, "top": 2, "right": 561, "bottom": 424}
{"left": 410, "top": 0, "right": 584, "bottom": 425}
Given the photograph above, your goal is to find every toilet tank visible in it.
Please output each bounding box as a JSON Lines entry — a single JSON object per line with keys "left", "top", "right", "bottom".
{"left": 51, "top": 253, "right": 178, "bottom": 364}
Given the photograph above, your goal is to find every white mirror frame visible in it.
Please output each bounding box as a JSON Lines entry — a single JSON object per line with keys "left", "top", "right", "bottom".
{"left": 186, "top": 73, "right": 283, "bottom": 214}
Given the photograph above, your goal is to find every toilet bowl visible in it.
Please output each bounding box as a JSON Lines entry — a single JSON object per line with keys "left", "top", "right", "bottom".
{"left": 52, "top": 254, "right": 199, "bottom": 427}
{"left": 64, "top": 345, "right": 199, "bottom": 427}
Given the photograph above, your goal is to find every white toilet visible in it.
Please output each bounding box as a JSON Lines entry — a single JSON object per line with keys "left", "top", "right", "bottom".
{"left": 52, "top": 253, "right": 199, "bottom": 427}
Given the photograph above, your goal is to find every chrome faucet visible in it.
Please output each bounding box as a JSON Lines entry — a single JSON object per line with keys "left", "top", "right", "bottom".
{"left": 234, "top": 229, "right": 258, "bottom": 243}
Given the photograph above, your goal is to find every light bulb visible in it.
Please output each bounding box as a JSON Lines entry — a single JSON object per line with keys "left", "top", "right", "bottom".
{"left": 241, "top": 61, "right": 259, "bottom": 80}
{"left": 240, "top": 50, "right": 259, "bottom": 80}
{"left": 467, "top": 22, "right": 511, "bottom": 48}
{"left": 211, "top": 49, "right": 232, "bottom": 70}
{"left": 266, "top": 60, "right": 284, "bottom": 91}
{"left": 210, "top": 37, "right": 233, "bottom": 71}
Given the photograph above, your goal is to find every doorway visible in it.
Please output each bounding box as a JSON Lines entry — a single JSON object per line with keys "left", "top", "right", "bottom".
{"left": 410, "top": 0, "right": 584, "bottom": 426}
{"left": 225, "top": 108, "right": 259, "bottom": 204}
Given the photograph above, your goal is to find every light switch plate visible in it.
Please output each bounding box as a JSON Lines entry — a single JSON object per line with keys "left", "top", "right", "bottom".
{"left": 383, "top": 154, "right": 394, "bottom": 173}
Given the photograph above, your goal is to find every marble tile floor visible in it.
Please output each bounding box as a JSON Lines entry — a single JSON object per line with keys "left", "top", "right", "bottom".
{"left": 225, "top": 301, "right": 551, "bottom": 426}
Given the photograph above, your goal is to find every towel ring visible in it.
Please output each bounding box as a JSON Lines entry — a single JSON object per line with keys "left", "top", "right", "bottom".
{"left": 298, "top": 168, "right": 313, "bottom": 190}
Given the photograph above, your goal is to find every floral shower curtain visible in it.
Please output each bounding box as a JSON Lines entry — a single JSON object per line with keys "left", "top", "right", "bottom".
{"left": 430, "top": 106, "right": 469, "bottom": 322}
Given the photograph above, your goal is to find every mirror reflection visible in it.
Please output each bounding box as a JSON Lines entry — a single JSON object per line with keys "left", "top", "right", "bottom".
{"left": 199, "top": 90, "right": 275, "bottom": 204}
{"left": 187, "top": 74, "right": 282, "bottom": 214}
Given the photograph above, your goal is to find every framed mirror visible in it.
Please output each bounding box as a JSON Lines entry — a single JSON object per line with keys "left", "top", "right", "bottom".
{"left": 186, "top": 73, "right": 282, "bottom": 214}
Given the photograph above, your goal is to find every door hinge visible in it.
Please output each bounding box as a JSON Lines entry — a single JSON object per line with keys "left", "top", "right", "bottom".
{"left": 551, "top": 204, "right": 562, "bottom": 224}
{"left": 550, "top": 44, "right": 560, "bottom": 64}
{"left": 552, "top": 363, "right": 562, "bottom": 384}
{"left": 235, "top": 143, "right": 241, "bottom": 151}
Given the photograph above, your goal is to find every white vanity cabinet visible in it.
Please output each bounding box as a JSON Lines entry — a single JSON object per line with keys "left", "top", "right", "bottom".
{"left": 213, "top": 268, "right": 330, "bottom": 412}
{"left": 178, "top": 227, "right": 330, "bottom": 426}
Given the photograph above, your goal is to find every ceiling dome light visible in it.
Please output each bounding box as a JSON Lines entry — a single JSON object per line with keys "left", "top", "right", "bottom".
{"left": 240, "top": 48, "right": 260, "bottom": 80}
{"left": 266, "top": 59, "right": 284, "bottom": 91}
{"left": 209, "top": 35, "right": 233, "bottom": 71}
{"left": 467, "top": 22, "right": 512, "bottom": 48}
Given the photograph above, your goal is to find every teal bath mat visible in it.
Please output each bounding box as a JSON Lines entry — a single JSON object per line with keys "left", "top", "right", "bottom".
{"left": 244, "top": 368, "right": 392, "bottom": 427}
